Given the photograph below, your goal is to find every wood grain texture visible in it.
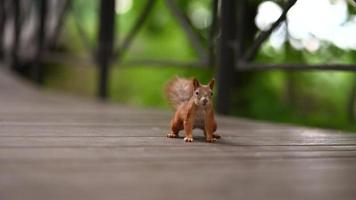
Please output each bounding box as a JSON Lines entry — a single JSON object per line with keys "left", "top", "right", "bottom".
{"left": 0, "top": 67, "right": 356, "bottom": 200}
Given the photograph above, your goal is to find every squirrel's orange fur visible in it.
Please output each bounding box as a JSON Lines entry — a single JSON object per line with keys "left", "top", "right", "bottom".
{"left": 165, "top": 77, "right": 220, "bottom": 143}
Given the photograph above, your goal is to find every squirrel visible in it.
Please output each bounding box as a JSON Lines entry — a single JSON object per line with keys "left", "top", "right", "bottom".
{"left": 165, "top": 76, "right": 220, "bottom": 143}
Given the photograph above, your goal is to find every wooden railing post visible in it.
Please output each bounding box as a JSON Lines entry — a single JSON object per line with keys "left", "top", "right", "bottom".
{"left": 0, "top": 0, "right": 6, "bottom": 60}
{"left": 216, "top": 0, "right": 236, "bottom": 114}
{"left": 34, "top": 0, "right": 47, "bottom": 84}
{"left": 208, "top": 0, "right": 218, "bottom": 69}
{"left": 11, "top": 0, "right": 20, "bottom": 70}
{"left": 97, "top": 0, "right": 116, "bottom": 99}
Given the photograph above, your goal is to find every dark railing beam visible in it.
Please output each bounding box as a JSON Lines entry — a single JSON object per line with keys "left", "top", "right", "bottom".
{"left": 208, "top": 0, "right": 219, "bottom": 68}
{"left": 236, "top": 0, "right": 246, "bottom": 60}
{"left": 216, "top": 0, "right": 236, "bottom": 114}
{"left": 165, "top": 0, "right": 208, "bottom": 62}
{"left": 97, "top": 0, "right": 116, "bottom": 99}
{"left": 49, "top": 0, "right": 71, "bottom": 48}
{"left": 11, "top": 0, "right": 21, "bottom": 70}
{"left": 42, "top": 52, "right": 206, "bottom": 68}
{"left": 237, "top": 62, "right": 356, "bottom": 71}
{"left": 120, "top": 59, "right": 206, "bottom": 68}
{"left": 71, "top": 3, "right": 95, "bottom": 59}
{"left": 242, "top": 0, "right": 297, "bottom": 62}
{"left": 0, "top": 0, "right": 6, "bottom": 60}
{"left": 113, "top": 0, "right": 156, "bottom": 62}
{"left": 33, "top": 0, "right": 48, "bottom": 84}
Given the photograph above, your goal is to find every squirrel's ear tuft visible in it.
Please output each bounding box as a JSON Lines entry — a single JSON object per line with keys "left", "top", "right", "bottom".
{"left": 209, "top": 79, "right": 215, "bottom": 90}
{"left": 192, "top": 78, "right": 200, "bottom": 90}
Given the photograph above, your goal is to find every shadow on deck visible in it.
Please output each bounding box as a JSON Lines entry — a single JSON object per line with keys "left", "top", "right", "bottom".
{"left": 1, "top": 68, "right": 356, "bottom": 200}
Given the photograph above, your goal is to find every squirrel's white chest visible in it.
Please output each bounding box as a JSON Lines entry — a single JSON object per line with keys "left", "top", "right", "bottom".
{"left": 193, "top": 107, "right": 206, "bottom": 129}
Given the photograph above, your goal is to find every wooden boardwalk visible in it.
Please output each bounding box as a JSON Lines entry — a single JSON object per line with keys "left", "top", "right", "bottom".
{"left": 1, "top": 68, "right": 356, "bottom": 200}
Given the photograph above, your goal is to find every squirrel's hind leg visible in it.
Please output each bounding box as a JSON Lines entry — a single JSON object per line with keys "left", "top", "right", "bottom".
{"left": 204, "top": 131, "right": 221, "bottom": 139}
{"left": 167, "top": 116, "right": 183, "bottom": 138}
{"left": 211, "top": 120, "right": 221, "bottom": 139}
{"left": 213, "top": 120, "right": 221, "bottom": 139}
{"left": 203, "top": 132, "right": 221, "bottom": 139}
{"left": 204, "top": 118, "right": 220, "bottom": 142}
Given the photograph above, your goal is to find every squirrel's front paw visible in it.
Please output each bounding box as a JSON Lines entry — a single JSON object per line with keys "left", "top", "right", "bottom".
{"left": 184, "top": 137, "right": 194, "bottom": 142}
{"left": 213, "top": 133, "right": 221, "bottom": 139}
{"left": 206, "top": 137, "right": 217, "bottom": 143}
{"left": 167, "top": 133, "right": 178, "bottom": 138}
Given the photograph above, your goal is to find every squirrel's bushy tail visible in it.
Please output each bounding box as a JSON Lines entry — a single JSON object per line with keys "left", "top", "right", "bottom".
{"left": 165, "top": 77, "right": 193, "bottom": 109}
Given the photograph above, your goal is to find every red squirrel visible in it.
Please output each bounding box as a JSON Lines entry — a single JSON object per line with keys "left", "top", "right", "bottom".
{"left": 165, "top": 77, "right": 220, "bottom": 143}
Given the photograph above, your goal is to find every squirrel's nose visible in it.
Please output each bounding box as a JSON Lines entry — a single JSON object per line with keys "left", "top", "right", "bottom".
{"left": 203, "top": 99, "right": 208, "bottom": 104}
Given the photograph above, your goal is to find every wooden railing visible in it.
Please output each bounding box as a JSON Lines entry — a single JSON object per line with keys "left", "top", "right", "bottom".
{"left": 0, "top": 0, "right": 355, "bottom": 118}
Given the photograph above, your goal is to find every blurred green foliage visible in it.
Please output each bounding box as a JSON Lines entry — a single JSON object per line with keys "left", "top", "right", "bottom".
{"left": 45, "top": 0, "right": 356, "bottom": 132}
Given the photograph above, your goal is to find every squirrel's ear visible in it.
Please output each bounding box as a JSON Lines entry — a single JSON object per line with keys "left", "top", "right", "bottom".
{"left": 209, "top": 79, "right": 215, "bottom": 90}
{"left": 192, "top": 78, "right": 200, "bottom": 90}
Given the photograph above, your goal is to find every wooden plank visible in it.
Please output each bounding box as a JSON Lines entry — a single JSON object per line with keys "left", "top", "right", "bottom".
{"left": 1, "top": 67, "right": 356, "bottom": 200}
{"left": 1, "top": 146, "right": 356, "bottom": 164}
{"left": 0, "top": 135, "right": 356, "bottom": 148}
{"left": 1, "top": 159, "right": 356, "bottom": 200}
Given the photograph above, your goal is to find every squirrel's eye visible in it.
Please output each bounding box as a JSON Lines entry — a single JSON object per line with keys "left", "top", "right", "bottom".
{"left": 195, "top": 91, "right": 199, "bottom": 95}
{"left": 210, "top": 92, "right": 213, "bottom": 96}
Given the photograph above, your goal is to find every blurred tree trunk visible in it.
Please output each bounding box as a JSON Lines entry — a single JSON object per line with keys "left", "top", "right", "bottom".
{"left": 285, "top": 72, "right": 297, "bottom": 105}
{"left": 348, "top": 75, "right": 356, "bottom": 123}
{"left": 284, "top": 17, "right": 302, "bottom": 109}
{"left": 232, "top": 1, "right": 258, "bottom": 111}
{"left": 284, "top": 42, "right": 297, "bottom": 107}
{"left": 284, "top": 17, "right": 294, "bottom": 106}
